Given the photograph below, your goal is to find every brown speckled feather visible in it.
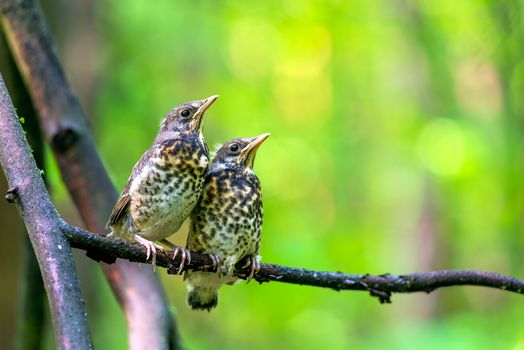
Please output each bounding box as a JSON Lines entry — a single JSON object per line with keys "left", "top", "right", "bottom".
{"left": 106, "top": 146, "right": 158, "bottom": 228}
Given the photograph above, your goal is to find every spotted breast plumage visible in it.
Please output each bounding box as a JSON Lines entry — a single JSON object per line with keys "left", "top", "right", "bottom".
{"left": 107, "top": 95, "right": 218, "bottom": 269}
{"left": 184, "top": 133, "right": 270, "bottom": 311}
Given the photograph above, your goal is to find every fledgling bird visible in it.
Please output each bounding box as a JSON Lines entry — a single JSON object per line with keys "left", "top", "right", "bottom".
{"left": 184, "top": 133, "right": 270, "bottom": 311}
{"left": 106, "top": 95, "right": 218, "bottom": 269}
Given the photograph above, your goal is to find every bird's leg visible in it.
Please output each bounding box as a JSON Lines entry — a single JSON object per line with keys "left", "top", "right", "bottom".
{"left": 160, "top": 239, "right": 191, "bottom": 275}
{"left": 134, "top": 235, "right": 165, "bottom": 268}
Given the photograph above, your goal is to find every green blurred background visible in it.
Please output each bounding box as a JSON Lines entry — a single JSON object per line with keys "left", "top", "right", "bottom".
{"left": 2, "top": 0, "right": 524, "bottom": 349}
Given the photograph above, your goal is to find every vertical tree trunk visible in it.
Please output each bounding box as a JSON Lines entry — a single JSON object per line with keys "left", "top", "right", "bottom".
{"left": 0, "top": 28, "right": 47, "bottom": 350}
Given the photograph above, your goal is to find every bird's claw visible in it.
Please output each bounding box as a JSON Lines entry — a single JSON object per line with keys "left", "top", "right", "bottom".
{"left": 247, "top": 256, "right": 260, "bottom": 280}
{"left": 247, "top": 256, "right": 260, "bottom": 281}
{"left": 209, "top": 254, "right": 220, "bottom": 270}
{"left": 171, "top": 246, "right": 191, "bottom": 275}
{"left": 134, "top": 235, "right": 165, "bottom": 269}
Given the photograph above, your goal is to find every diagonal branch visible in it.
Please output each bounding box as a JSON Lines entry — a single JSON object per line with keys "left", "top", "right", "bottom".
{"left": 0, "top": 1, "right": 179, "bottom": 348}
{"left": 0, "top": 74, "right": 92, "bottom": 349}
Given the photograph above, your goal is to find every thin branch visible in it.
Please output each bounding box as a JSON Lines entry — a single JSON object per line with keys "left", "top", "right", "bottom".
{"left": 0, "top": 75, "right": 92, "bottom": 349}
{"left": 64, "top": 225, "right": 524, "bottom": 303}
{"left": 0, "top": 1, "right": 179, "bottom": 348}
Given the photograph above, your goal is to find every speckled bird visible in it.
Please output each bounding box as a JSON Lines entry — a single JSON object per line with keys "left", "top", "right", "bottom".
{"left": 184, "top": 133, "right": 270, "bottom": 311}
{"left": 106, "top": 95, "right": 218, "bottom": 269}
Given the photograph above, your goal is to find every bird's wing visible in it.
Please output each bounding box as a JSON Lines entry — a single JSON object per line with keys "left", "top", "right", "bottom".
{"left": 106, "top": 145, "right": 160, "bottom": 228}
{"left": 106, "top": 181, "right": 132, "bottom": 228}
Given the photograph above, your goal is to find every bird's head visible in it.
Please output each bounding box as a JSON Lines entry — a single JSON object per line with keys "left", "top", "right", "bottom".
{"left": 212, "top": 133, "right": 270, "bottom": 171}
{"left": 159, "top": 95, "right": 218, "bottom": 135}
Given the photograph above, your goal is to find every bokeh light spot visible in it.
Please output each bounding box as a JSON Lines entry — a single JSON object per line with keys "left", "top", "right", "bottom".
{"left": 277, "top": 25, "right": 332, "bottom": 79}
{"left": 273, "top": 74, "right": 332, "bottom": 124}
{"left": 228, "top": 19, "right": 279, "bottom": 81}
{"left": 416, "top": 118, "right": 466, "bottom": 176}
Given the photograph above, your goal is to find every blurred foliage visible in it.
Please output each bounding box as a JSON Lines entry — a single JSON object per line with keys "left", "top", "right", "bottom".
{"left": 38, "top": 0, "right": 524, "bottom": 349}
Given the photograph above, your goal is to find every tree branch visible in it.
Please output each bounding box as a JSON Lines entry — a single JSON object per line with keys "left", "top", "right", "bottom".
{"left": 64, "top": 225, "right": 524, "bottom": 303}
{"left": 0, "top": 74, "right": 92, "bottom": 349}
{"left": 0, "top": 1, "right": 179, "bottom": 348}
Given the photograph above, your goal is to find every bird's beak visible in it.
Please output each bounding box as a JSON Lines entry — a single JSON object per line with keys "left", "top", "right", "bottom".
{"left": 194, "top": 95, "right": 219, "bottom": 131}
{"left": 241, "top": 133, "right": 270, "bottom": 168}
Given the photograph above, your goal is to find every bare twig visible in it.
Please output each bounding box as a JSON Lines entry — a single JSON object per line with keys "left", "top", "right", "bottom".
{"left": 0, "top": 1, "right": 179, "bottom": 348}
{"left": 0, "top": 74, "right": 92, "bottom": 349}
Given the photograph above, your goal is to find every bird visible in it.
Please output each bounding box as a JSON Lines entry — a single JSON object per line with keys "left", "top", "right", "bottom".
{"left": 106, "top": 95, "right": 218, "bottom": 270}
{"left": 184, "top": 133, "right": 270, "bottom": 311}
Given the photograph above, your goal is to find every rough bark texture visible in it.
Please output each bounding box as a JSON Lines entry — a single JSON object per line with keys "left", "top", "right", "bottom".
{"left": 0, "top": 74, "right": 92, "bottom": 349}
{"left": 0, "top": 1, "right": 179, "bottom": 349}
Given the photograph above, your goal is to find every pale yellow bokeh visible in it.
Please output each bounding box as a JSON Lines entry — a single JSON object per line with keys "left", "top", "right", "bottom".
{"left": 277, "top": 25, "right": 332, "bottom": 79}
{"left": 416, "top": 118, "right": 466, "bottom": 176}
{"left": 273, "top": 74, "right": 332, "bottom": 125}
{"left": 228, "top": 18, "right": 280, "bottom": 81}
{"left": 272, "top": 25, "right": 333, "bottom": 124}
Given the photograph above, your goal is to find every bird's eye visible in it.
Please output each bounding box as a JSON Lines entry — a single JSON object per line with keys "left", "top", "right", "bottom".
{"left": 229, "top": 143, "right": 239, "bottom": 152}
{"left": 180, "top": 109, "right": 191, "bottom": 117}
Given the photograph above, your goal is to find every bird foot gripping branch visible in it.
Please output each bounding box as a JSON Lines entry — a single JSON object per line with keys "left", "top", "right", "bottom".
{"left": 160, "top": 239, "right": 192, "bottom": 274}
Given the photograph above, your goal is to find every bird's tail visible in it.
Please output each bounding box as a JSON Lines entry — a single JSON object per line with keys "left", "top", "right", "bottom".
{"left": 186, "top": 285, "right": 219, "bottom": 311}
{"left": 184, "top": 271, "right": 222, "bottom": 311}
